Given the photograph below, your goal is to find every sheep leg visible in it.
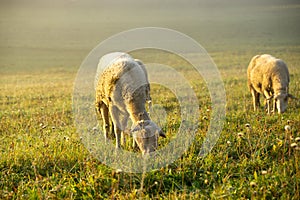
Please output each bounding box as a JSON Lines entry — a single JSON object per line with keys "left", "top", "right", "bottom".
{"left": 266, "top": 99, "right": 271, "bottom": 114}
{"left": 111, "top": 122, "right": 114, "bottom": 134}
{"left": 110, "top": 106, "right": 123, "bottom": 149}
{"left": 272, "top": 98, "right": 276, "bottom": 113}
{"left": 263, "top": 97, "right": 269, "bottom": 113}
{"left": 263, "top": 90, "right": 272, "bottom": 114}
{"left": 251, "top": 88, "right": 260, "bottom": 111}
{"left": 95, "top": 101, "right": 101, "bottom": 119}
{"left": 99, "top": 103, "right": 110, "bottom": 142}
{"left": 132, "top": 139, "right": 137, "bottom": 149}
{"left": 120, "top": 114, "right": 128, "bottom": 146}
{"left": 256, "top": 93, "right": 260, "bottom": 107}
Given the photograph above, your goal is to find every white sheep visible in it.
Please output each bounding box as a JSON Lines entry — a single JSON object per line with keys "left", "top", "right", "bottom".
{"left": 247, "top": 54, "right": 296, "bottom": 114}
{"left": 95, "top": 52, "right": 165, "bottom": 154}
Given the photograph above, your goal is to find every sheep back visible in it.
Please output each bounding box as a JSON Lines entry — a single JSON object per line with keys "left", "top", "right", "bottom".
{"left": 247, "top": 54, "right": 290, "bottom": 96}
{"left": 95, "top": 53, "right": 150, "bottom": 116}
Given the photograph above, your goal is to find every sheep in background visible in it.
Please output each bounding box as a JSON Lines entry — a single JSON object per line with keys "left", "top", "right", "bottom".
{"left": 247, "top": 54, "right": 296, "bottom": 114}
{"left": 95, "top": 52, "right": 165, "bottom": 154}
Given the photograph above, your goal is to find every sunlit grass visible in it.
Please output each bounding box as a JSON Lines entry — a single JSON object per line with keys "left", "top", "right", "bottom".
{"left": 1, "top": 47, "right": 299, "bottom": 199}
{"left": 1, "top": 0, "right": 300, "bottom": 197}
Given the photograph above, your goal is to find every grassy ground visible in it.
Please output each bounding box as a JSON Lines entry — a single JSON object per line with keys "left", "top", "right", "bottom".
{"left": 1, "top": 0, "right": 300, "bottom": 199}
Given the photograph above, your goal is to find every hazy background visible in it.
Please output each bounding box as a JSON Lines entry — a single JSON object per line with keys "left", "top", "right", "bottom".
{"left": 0, "top": 0, "right": 299, "bottom": 73}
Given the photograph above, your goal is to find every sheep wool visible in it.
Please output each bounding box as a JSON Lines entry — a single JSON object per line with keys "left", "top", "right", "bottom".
{"left": 95, "top": 52, "right": 165, "bottom": 154}
{"left": 247, "top": 54, "right": 290, "bottom": 114}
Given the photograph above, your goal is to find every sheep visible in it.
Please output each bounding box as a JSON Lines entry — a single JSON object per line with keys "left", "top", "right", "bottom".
{"left": 247, "top": 54, "right": 296, "bottom": 114}
{"left": 95, "top": 52, "right": 166, "bottom": 154}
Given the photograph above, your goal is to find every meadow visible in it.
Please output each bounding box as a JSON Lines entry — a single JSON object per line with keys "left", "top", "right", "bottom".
{"left": 1, "top": 0, "right": 300, "bottom": 199}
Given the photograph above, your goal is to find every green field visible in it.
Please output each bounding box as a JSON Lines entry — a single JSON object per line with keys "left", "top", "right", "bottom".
{"left": 1, "top": 0, "right": 300, "bottom": 199}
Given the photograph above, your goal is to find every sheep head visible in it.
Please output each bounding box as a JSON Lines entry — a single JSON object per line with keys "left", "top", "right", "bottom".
{"left": 131, "top": 120, "right": 166, "bottom": 155}
{"left": 274, "top": 88, "right": 297, "bottom": 114}
{"left": 274, "top": 93, "right": 288, "bottom": 114}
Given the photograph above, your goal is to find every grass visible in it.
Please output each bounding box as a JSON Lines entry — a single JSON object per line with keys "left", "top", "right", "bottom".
{"left": 1, "top": 49, "right": 299, "bottom": 199}
{"left": 1, "top": 0, "right": 300, "bottom": 199}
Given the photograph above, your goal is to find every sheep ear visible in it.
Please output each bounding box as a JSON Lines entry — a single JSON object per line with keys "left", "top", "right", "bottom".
{"left": 159, "top": 130, "right": 166, "bottom": 138}
{"left": 288, "top": 94, "right": 298, "bottom": 100}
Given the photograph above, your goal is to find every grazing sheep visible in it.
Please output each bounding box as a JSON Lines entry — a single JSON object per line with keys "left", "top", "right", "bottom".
{"left": 95, "top": 52, "right": 165, "bottom": 154}
{"left": 247, "top": 54, "right": 295, "bottom": 114}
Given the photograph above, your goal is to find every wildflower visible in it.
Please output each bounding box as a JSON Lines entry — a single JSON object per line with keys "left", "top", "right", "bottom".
{"left": 290, "top": 143, "right": 298, "bottom": 148}
{"left": 245, "top": 123, "right": 252, "bottom": 134}
{"left": 245, "top": 123, "right": 251, "bottom": 128}
{"left": 40, "top": 123, "right": 47, "bottom": 129}
{"left": 276, "top": 138, "right": 283, "bottom": 143}
{"left": 261, "top": 170, "right": 267, "bottom": 175}
{"left": 116, "top": 169, "right": 123, "bottom": 174}
{"left": 295, "top": 137, "right": 300, "bottom": 142}
{"left": 250, "top": 181, "right": 257, "bottom": 187}
{"left": 227, "top": 141, "right": 231, "bottom": 145}
{"left": 284, "top": 125, "right": 291, "bottom": 131}
{"left": 204, "top": 179, "right": 209, "bottom": 184}
{"left": 237, "top": 132, "right": 244, "bottom": 137}
{"left": 272, "top": 144, "right": 277, "bottom": 152}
